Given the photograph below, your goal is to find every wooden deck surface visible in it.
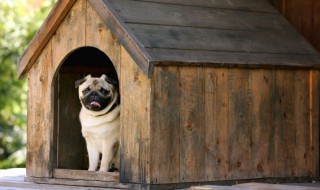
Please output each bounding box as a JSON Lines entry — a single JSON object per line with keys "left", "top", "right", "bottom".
{"left": 1, "top": 168, "right": 320, "bottom": 190}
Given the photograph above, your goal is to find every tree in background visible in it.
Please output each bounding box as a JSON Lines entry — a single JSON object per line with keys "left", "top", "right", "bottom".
{"left": 0, "top": 0, "right": 55, "bottom": 168}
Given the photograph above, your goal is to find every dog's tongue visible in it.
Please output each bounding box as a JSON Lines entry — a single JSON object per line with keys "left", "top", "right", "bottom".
{"left": 90, "top": 101, "right": 101, "bottom": 108}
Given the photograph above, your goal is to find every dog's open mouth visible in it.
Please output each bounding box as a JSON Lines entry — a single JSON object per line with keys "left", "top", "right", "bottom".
{"left": 90, "top": 101, "right": 101, "bottom": 108}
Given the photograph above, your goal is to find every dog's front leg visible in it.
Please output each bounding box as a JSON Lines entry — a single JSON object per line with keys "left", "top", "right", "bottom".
{"left": 86, "top": 141, "right": 100, "bottom": 171}
{"left": 99, "top": 141, "right": 114, "bottom": 172}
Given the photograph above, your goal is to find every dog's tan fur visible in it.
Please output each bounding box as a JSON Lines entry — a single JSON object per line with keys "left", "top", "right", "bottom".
{"left": 77, "top": 74, "right": 120, "bottom": 172}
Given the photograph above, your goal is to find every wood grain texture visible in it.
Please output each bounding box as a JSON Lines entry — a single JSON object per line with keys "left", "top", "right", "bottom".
{"left": 204, "top": 68, "right": 229, "bottom": 180}
{"left": 269, "top": 0, "right": 320, "bottom": 52}
{"left": 227, "top": 69, "right": 253, "bottom": 179}
{"left": 120, "top": 46, "right": 151, "bottom": 183}
{"left": 109, "top": 0, "right": 285, "bottom": 31}
{"left": 150, "top": 66, "right": 180, "bottom": 184}
{"left": 251, "top": 70, "right": 274, "bottom": 178}
{"left": 294, "top": 70, "right": 310, "bottom": 177}
{"left": 179, "top": 67, "right": 205, "bottom": 182}
{"left": 18, "top": 0, "right": 77, "bottom": 78}
{"left": 129, "top": 24, "right": 315, "bottom": 55}
{"left": 88, "top": 0, "right": 153, "bottom": 76}
{"left": 56, "top": 73, "right": 85, "bottom": 169}
{"left": 26, "top": 42, "right": 53, "bottom": 178}
{"left": 131, "top": 0, "right": 277, "bottom": 12}
{"left": 85, "top": 2, "right": 121, "bottom": 76}
{"left": 273, "top": 70, "right": 296, "bottom": 177}
{"left": 53, "top": 169, "right": 119, "bottom": 182}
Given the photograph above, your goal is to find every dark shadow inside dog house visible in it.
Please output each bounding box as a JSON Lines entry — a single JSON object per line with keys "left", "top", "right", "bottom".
{"left": 52, "top": 47, "right": 119, "bottom": 172}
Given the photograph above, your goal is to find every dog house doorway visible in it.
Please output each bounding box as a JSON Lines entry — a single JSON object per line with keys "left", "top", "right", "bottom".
{"left": 52, "top": 47, "right": 118, "bottom": 171}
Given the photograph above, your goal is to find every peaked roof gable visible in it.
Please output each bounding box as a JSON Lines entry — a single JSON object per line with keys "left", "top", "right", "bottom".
{"left": 18, "top": 0, "right": 320, "bottom": 78}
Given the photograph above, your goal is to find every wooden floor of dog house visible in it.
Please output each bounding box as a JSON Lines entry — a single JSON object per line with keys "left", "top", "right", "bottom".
{"left": 1, "top": 168, "right": 320, "bottom": 190}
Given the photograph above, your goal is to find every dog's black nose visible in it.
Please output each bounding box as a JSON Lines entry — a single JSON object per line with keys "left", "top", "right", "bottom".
{"left": 91, "top": 91, "right": 98, "bottom": 96}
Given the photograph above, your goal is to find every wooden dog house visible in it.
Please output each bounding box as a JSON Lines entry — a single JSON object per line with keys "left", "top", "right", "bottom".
{"left": 18, "top": 0, "right": 320, "bottom": 189}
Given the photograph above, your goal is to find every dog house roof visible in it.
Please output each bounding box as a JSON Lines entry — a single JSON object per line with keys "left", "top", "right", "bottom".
{"left": 18, "top": 0, "right": 320, "bottom": 78}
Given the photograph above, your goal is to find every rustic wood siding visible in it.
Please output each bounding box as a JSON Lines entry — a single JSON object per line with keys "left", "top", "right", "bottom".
{"left": 26, "top": 0, "right": 122, "bottom": 177}
{"left": 269, "top": 0, "right": 320, "bottom": 52}
{"left": 150, "top": 66, "right": 320, "bottom": 183}
{"left": 120, "top": 46, "right": 151, "bottom": 183}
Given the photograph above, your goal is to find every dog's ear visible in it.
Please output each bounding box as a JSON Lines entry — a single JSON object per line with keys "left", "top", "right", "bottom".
{"left": 75, "top": 75, "right": 91, "bottom": 88}
{"left": 101, "top": 74, "right": 118, "bottom": 87}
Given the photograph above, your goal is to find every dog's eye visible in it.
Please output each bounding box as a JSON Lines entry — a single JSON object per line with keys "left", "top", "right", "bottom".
{"left": 82, "top": 88, "right": 90, "bottom": 95}
{"left": 100, "top": 89, "right": 109, "bottom": 95}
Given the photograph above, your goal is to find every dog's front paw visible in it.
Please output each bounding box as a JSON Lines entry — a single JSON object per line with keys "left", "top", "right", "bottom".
{"left": 88, "top": 168, "right": 96, "bottom": 172}
{"left": 98, "top": 167, "right": 108, "bottom": 172}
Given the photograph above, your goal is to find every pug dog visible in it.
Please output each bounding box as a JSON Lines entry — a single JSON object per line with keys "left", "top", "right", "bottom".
{"left": 75, "top": 74, "right": 120, "bottom": 172}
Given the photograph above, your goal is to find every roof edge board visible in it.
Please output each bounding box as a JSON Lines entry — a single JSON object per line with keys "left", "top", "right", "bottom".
{"left": 89, "top": 0, "right": 154, "bottom": 77}
{"left": 17, "top": 0, "right": 77, "bottom": 79}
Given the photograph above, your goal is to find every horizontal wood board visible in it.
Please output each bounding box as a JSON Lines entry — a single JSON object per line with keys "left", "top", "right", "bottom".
{"left": 150, "top": 66, "right": 320, "bottom": 183}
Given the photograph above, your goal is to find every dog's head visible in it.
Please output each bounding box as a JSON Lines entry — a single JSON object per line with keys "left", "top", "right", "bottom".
{"left": 75, "top": 74, "right": 119, "bottom": 112}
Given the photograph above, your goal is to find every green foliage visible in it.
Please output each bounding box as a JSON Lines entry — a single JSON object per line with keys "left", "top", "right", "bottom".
{"left": 0, "top": 0, "right": 55, "bottom": 168}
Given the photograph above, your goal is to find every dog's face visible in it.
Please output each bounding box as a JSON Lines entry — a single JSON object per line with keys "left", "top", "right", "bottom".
{"left": 75, "top": 74, "right": 118, "bottom": 112}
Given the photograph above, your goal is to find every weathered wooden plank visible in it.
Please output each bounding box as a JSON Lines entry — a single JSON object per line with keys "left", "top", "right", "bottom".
{"left": 227, "top": 69, "right": 252, "bottom": 179}
{"left": 18, "top": 0, "right": 77, "bottom": 78}
{"left": 25, "top": 177, "right": 135, "bottom": 189}
{"left": 204, "top": 68, "right": 229, "bottom": 181}
{"left": 52, "top": 0, "right": 86, "bottom": 71}
{"left": 179, "top": 67, "right": 205, "bottom": 182}
{"left": 310, "top": 70, "right": 320, "bottom": 178}
{"left": 56, "top": 73, "right": 85, "bottom": 170}
{"left": 251, "top": 70, "right": 274, "bottom": 178}
{"left": 120, "top": 46, "right": 151, "bottom": 183}
{"left": 294, "top": 70, "right": 310, "bottom": 177}
{"left": 89, "top": 0, "right": 154, "bottom": 76}
{"left": 26, "top": 42, "right": 52, "bottom": 178}
{"left": 149, "top": 49, "right": 320, "bottom": 69}
{"left": 150, "top": 66, "right": 180, "bottom": 183}
{"left": 235, "top": 182, "right": 320, "bottom": 190}
{"left": 85, "top": 2, "right": 121, "bottom": 76}
{"left": 132, "top": 0, "right": 277, "bottom": 12}
{"left": 53, "top": 169, "right": 119, "bottom": 181}
{"left": 273, "top": 70, "right": 296, "bottom": 177}
{"left": 130, "top": 24, "right": 316, "bottom": 55}
{"left": 109, "top": 0, "right": 285, "bottom": 32}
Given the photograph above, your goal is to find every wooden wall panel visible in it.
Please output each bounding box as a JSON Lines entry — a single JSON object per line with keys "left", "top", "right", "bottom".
{"left": 268, "top": 0, "right": 320, "bottom": 52}
{"left": 179, "top": 67, "right": 206, "bottom": 182}
{"left": 120, "top": 46, "right": 151, "bottom": 183}
{"left": 204, "top": 68, "right": 229, "bottom": 181}
{"left": 227, "top": 69, "right": 253, "bottom": 179}
{"left": 150, "top": 66, "right": 180, "bottom": 183}
{"left": 85, "top": 2, "right": 121, "bottom": 77}
{"left": 151, "top": 66, "right": 318, "bottom": 183}
{"left": 251, "top": 70, "right": 274, "bottom": 178}
{"left": 273, "top": 70, "right": 296, "bottom": 177}
{"left": 26, "top": 41, "right": 53, "bottom": 177}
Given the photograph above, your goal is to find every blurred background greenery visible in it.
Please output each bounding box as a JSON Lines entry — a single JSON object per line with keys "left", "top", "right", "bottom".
{"left": 0, "top": 0, "right": 55, "bottom": 168}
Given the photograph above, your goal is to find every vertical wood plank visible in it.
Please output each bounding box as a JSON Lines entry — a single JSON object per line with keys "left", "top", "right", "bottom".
{"left": 310, "top": 70, "right": 320, "bottom": 178}
{"left": 179, "top": 67, "right": 205, "bottom": 182}
{"left": 26, "top": 41, "right": 52, "bottom": 178}
{"left": 120, "top": 46, "right": 151, "bottom": 183}
{"left": 294, "top": 70, "right": 310, "bottom": 177}
{"left": 57, "top": 73, "right": 85, "bottom": 169}
{"left": 204, "top": 68, "right": 229, "bottom": 180}
{"left": 52, "top": 0, "right": 86, "bottom": 71}
{"left": 251, "top": 69, "right": 274, "bottom": 178}
{"left": 85, "top": 2, "right": 121, "bottom": 77}
{"left": 227, "top": 69, "right": 252, "bottom": 179}
{"left": 273, "top": 70, "right": 296, "bottom": 177}
{"left": 150, "top": 66, "right": 180, "bottom": 183}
